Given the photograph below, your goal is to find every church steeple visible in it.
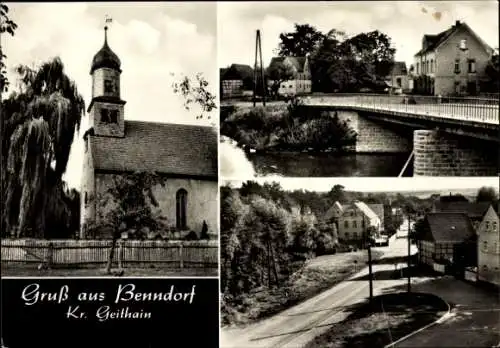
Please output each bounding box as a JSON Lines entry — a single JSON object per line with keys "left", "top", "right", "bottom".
{"left": 87, "top": 20, "right": 126, "bottom": 138}
{"left": 90, "top": 25, "right": 121, "bottom": 74}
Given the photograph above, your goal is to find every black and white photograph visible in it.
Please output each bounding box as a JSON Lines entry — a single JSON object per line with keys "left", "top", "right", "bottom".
{"left": 1, "top": 2, "right": 218, "bottom": 277}
{"left": 219, "top": 1, "right": 499, "bottom": 178}
{"left": 220, "top": 177, "right": 500, "bottom": 348}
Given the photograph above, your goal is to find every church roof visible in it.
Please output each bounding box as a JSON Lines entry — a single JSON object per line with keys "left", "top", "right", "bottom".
{"left": 90, "top": 27, "right": 121, "bottom": 74}
{"left": 89, "top": 121, "right": 217, "bottom": 179}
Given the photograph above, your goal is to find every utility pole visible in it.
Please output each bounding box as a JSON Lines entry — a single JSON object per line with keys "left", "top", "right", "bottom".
{"left": 407, "top": 214, "right": 411, "bottom": 293}
{"left": 253, "top": 30, "right": 266, "bottom": 107}
{"left": 368, "top": 243, "right": 374, "bottom": 302}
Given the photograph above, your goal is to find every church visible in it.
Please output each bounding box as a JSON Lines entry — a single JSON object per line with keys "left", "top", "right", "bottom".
{"left": 80, "top": 25, "right": 218, "bottom": 240}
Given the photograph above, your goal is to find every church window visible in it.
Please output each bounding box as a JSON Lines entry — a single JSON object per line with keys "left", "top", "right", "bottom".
{"left": 109, "top": 110, "right": 118, "bottom": 123}
{"left": 104, "top": 79, "right": 115, "bottom": 94}
{"left": 101, "top": 109, "right": 110, "bottom": 123}
{"left": 176, "top": 189, "right": 188, "bottom": 230}
{"left": 100, "top": 108, "right": 118, "bottom": 123}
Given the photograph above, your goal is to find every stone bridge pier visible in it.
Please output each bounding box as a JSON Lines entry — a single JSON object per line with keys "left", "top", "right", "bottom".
{"left": 413, "top": 130, "right": 498, "bottom": 176}
{"left": 336, "top": 111, "right": 412, "bottom": 153}
{"left": 334, "top": 110, "right": 498, "bottom": 176}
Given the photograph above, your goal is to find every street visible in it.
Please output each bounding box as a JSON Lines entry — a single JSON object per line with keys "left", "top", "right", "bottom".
{"left": 221, "top": 237, "right": 421, "bottom": 348}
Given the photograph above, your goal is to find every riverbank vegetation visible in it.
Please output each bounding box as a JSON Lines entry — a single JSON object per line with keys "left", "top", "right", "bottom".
{"left": 220, "top": 98, "right": 357, "bottom": 152}
{"left": 220, "top": 181, "right": 433, "bottom": 326}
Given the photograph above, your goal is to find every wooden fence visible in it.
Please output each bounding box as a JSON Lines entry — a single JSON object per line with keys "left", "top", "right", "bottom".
{"left": 1, "top": 239, "right": 218, "bottom": 269}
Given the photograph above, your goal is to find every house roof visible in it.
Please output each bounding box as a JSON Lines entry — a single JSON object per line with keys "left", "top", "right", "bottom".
{"left": 367, "top": 204, "right": 385, "bottom": 222}
{"left": 433, "top": 201, "right": 491, "bottom": 219}
{"left": 415, "top": 21, "right": 493, "bottom": 57}
{"left": 89, "top": 121, "right": 217, "bottom": 179}
{"left": 389, "top": 62, "right": 407, "bottom": 76}
{"left": 221, "top": 64, "right": 254, "bottom": 80}
{"left": 268, "top": 56, "right": 307, "bottom": 73}
{"left": 425, "top": 213, "right": 475, "bottom": 242}
{"left": 354, "top": 202, "right": 379, "bottom": 222}
{"left": 324, "top": 201, "right": 344, "bottom": 221}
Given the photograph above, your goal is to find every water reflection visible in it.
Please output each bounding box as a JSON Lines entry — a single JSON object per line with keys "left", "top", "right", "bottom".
{"left": 219, "top": 137, "right": 413, "bottom": 177}
{"left": 249, "top": 152, "right": 412, "bottom": 177}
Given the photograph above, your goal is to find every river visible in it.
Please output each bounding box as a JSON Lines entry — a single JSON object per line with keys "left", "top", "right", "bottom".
{"left": 220, "top": 137, "right": 413, "bottom": 178}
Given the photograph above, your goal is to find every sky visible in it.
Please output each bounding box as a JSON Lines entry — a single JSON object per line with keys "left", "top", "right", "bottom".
{"left": 3, "top": 2, "right": 217, "bottom": 189}
{"left": 223, "top": 177, "right": 500, "bottom": 193}
{"left": 218, "top": 1, "right": 499, "bottom": 69}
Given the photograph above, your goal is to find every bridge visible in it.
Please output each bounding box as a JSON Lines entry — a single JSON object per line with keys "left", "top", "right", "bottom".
{"left": 222, "top": 94, "right": 499, "bottom": 176}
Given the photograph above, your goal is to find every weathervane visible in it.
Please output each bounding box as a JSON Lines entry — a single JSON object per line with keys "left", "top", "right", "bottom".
{"left": 104, "top": 15, "right": 113, "bottom": 43}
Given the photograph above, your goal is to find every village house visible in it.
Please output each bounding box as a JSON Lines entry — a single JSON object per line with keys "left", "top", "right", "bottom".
{"left": 477, "top": 205, "right": 500, "bottom": 286}
{"left": 324, "top": 201, "right": 382, "bottom": 244}
{"left": 432, "top": 200, "right": 491, "bottom": 230}
{"left": 413, "top": 20, "right": 494, "bottom": 96}
{"left": 385, "top": 61, "right": 409, "bottom": 94}
{"left": 416, "top": 213, "right": 476, "bottom": 269}
{"left": 220, "top": 64, "right": 254, "bottom": 99}
{"left": 267, "top": 55, "right": 312, "bottom": 96}
{"left": 80, "top": 26, "right": 218, "bottom": 240}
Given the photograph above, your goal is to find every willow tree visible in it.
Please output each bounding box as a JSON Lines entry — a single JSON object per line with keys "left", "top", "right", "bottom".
{"left": 2, "top": 57, "right": 85, "bottom": 238}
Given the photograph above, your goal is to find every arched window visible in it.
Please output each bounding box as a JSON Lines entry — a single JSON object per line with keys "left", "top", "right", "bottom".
{"left": 84, "top": 192, "right": 88, "bottom": 205}
{"left": 176, "top": 189, "right": 188, "bottom": 230}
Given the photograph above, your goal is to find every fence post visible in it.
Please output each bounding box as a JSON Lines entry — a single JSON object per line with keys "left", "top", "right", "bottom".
{"left": 118, "top": 240, "right": 123, "bottom": 270}
{"left": 46, "top": 242, "right": 54, "bottom": 269}
{"left": 179, "top": 243, "right": 184, "bottom": 269}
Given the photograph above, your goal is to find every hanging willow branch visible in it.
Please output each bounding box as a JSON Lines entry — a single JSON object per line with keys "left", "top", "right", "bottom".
{"left": 2, "top": 57, "right": 85, "bottom": 238}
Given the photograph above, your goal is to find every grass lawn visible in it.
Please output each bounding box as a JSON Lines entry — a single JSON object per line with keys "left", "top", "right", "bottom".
{"left": 222, "top": 250, "right": 383, "bottom": 326}
{"left": 305, "top": 292, "right": 449, "bottom": 348}
{"left": 1, "top": 264, "right": 218, "bottom": 277}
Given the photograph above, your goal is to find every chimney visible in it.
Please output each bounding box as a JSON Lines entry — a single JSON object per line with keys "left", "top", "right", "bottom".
{"left": 455, "top": 20, "right": 460, "bottom": 26}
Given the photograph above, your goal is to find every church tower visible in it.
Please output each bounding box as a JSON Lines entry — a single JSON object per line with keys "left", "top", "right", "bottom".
{"left": 88, "top": 24, "right": 126, "bottom": 137}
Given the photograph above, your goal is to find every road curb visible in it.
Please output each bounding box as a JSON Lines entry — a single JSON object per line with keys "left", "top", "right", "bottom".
{"left": 383, "top": 293, "right": 451, "bottom": 348}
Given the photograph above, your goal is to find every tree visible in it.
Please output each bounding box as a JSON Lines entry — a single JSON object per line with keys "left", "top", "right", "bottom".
{"left": 170, "top": 72, "right": 217, "bottom": 121}
{"left": 310, "top": 29, "right": 395, "bottom": 92}
{"left": 0, "top": 3, "right": 18, "bottom": 93}
{"left": 484, "top": 52, "right": 499, "bottom": 93}
{"left": 2, "top": 57, "right": 85, "bottom": 238}
{"left": 89, "top": 171, "right": 166, "bottom": 274}
{"left": 476, "top": 186, "right": 498, "bottom": 204}
{"left": 278, "top": 23, "right": 325, "bottom": 57}
{"left": 265, "top": 62, "right": 295, "bottom": 98}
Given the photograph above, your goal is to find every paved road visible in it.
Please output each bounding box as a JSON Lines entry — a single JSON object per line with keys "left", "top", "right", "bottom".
{"left": 221, "top": 238, "right": 421, "bottom": 348}
{"left": 394, "top": 276, "right": 500, "bottom": 348}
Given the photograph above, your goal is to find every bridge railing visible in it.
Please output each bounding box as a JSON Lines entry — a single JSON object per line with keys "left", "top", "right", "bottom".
{"left": 303, "top": 94, "right": 499, "bottom": 124}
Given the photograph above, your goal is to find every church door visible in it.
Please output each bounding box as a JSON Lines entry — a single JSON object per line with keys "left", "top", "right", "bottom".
{"left": 176, "top": 189, "right": 188, "bottom": 230}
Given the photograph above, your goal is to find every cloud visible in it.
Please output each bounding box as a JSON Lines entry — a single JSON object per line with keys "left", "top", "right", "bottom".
{"left": 4, "top": 3, "right": 217, "bottom": 189}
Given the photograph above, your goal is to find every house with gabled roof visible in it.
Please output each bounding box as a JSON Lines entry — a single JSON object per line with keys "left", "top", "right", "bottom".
{"left": 413, "top": 20, "right": 494, "bottom": 96}
{"left": 432, "top": 201, "right": 491, "bottom": 230}
{"left": 325, "top": 200, "right": 381, "bottom": 244}
{"left": 267, "top": 55, "right": 312, "bottom": 96}
{"left": 417, "top": 212, "right": 476, "bottom": 267}
{"left": 385, "top": 61, "right": 409, "bottom": 94}
{"left": 477, "top": 205, "right": 500, "bottom": 286}
{"left": 81, "top": 26, "right": 218, "bottom": 239}
{"left": 220, "top": 63, "right": 254, "bottom": 99}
